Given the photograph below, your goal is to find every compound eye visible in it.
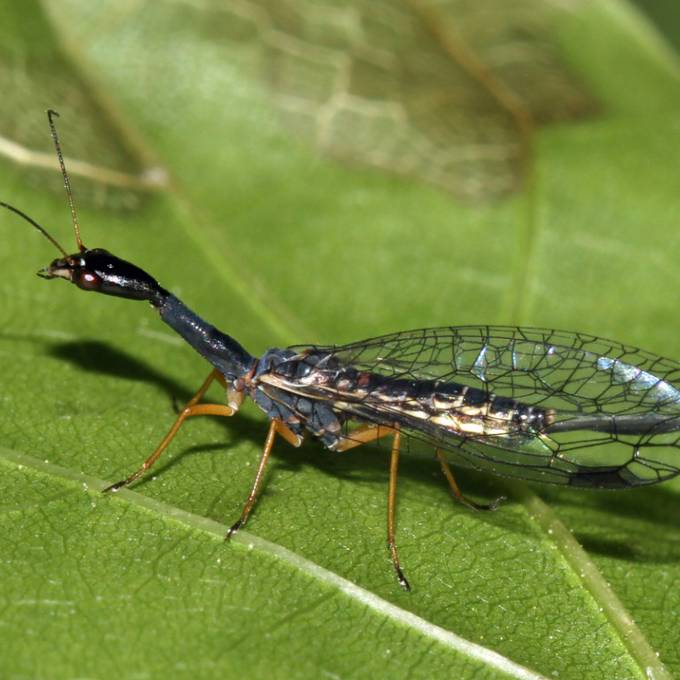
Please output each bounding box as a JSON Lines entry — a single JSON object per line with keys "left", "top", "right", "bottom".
{"left": 78, "top": 271, "right": 102, "bottom": 290}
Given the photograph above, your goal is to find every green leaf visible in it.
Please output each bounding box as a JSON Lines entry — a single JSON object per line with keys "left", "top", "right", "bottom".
{"left": 192, "top": 0, "right": 596, "bottom": 199}
{"left": 630, "top": 0, "right": 680, "bottom": 51}
{"left": 1, "top": 1, "right": 679, "bottom": 678}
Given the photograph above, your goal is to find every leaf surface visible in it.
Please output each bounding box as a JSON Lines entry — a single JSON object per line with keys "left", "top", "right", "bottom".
{"left": 1, "top": 1, "right": 679, "bottom": 679}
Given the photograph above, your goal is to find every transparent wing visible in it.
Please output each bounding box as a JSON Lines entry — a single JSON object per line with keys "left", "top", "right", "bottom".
{"left": 284, "top": 326, "right": 680, "bottom": 488}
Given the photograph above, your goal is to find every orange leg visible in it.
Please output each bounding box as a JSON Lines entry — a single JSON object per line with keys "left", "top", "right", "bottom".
{"left": 104, "top": 369, "right": 235, "bottom": 492}
{"left": 332, "top": 424, "right": 395, "bottom": 452}
{"left": 435, "top": 449, "right": 505, "bottom": 511}
{"left": 387, "top": 428, "right": 410, "bottom": 590}
{"left": 334, "top": 424, "right": 410, "bottom": 590}
{"left": 227, "top": 419, "right": 302, "bottom": 538}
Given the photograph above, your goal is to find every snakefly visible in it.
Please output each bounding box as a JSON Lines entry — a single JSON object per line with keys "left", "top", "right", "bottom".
{"left": 3, "top": 111, "right": 680, "bottom": 590}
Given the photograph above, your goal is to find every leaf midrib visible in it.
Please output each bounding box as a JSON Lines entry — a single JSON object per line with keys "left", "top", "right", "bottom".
{"left": 0, "top": 445, "right": 549, "bottom": 680}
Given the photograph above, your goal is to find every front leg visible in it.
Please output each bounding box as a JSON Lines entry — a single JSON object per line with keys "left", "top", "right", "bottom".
{"left": 104, "top": 369, "right": 237, "bottom": 492}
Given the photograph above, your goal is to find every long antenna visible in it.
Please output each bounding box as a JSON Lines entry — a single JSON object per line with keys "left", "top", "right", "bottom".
{"left": 47, "top": 109, "right": 85, "bottom": 252}
{"left": 0, "top": 201, "right": 69, "bottom": 257}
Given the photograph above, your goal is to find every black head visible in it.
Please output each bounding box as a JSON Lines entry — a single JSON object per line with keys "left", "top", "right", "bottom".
{"left": 1, "top": 110, "right": 166, "bottom": 307}
{"left": 40, "top": 248, "right": 166, "bottom": 303}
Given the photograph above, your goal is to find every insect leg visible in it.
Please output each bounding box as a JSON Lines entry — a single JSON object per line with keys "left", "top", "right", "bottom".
{"left": 388, "top": 428, "right": 410, "bottom": 591}
{"left": 435, "top": 449, "right": 505, "bottom": 511}
{"left": 172, "top": 369, "right": 230, "bottom": 413}
{"left": 332, "top": 424, "right": 395, "bottom": 452}
{"left": 331, "top": 424, "right": 410, "bottom": 589}
{"left": 227, "top": 419, "right": 302, "bottom": 539}
{"left": 104, "top": 369, "right": 234, "bottom": 492}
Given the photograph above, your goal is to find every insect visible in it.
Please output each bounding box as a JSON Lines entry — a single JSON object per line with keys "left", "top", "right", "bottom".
{"left": 3, "top": 111, "right": 680, "bottom": 590}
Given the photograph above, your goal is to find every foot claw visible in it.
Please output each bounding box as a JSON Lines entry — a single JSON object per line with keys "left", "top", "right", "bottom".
{"left": 396, "top": 566, "right": 411, "bottom": 592}
{"left": 226, "top": 520, "right": 243, "bottom": 540}
{"left": 486, "top": 495, "right": 507, "bottom": 511}
{"left": 102, "top": 480, "right": 127, "bottom": 494}
{"left": 461, "top": 494, "right": 506, "bottom": 512}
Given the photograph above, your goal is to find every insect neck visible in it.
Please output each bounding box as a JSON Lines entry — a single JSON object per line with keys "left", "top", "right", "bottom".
{"left": 153, "top": 292, "right": 255, "bottom": 380}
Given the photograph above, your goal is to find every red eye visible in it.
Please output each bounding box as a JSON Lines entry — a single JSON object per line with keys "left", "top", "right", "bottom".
{"left": 78, "top": 272, "right": 101, "bottom": 290}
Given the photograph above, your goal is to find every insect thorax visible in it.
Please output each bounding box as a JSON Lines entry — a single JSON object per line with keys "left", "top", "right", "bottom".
{"left": 250, "top": 348, "right": 346, "bottom": 448}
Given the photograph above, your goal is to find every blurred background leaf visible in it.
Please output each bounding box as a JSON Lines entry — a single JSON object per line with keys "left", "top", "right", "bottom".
{"left": 631, "top": 0, "right": 680, "bottom": 50}
{"left": 1, "top": 1, "right": 680, "bottom": 679}
{"left": 207, "top": 0, "right": 596, "bottom": 199}
{"left": 0, "top": 2, "right": 162, "bottom": 209}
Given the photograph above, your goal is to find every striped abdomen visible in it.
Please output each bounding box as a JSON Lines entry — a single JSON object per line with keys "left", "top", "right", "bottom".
{"left": 322, "top": 369, "right": 556, "bottom": 438}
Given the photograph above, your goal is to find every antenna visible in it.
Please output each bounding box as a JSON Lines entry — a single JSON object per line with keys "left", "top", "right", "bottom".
{"left": 0, "top": 201, "right": 69, "bottom": 257}
{"left": 47, "top": 109, "right": 85, "bottom": 252}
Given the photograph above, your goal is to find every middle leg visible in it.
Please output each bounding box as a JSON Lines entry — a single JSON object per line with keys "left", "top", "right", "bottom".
{"left": 334, "top": 424, "right": 411, "bottom": 590}
{"left": 387, "top": 428, "right": 410, "bottom": 590}
{"left": 227, "top": 419, "right": 302, "bottom": 538}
